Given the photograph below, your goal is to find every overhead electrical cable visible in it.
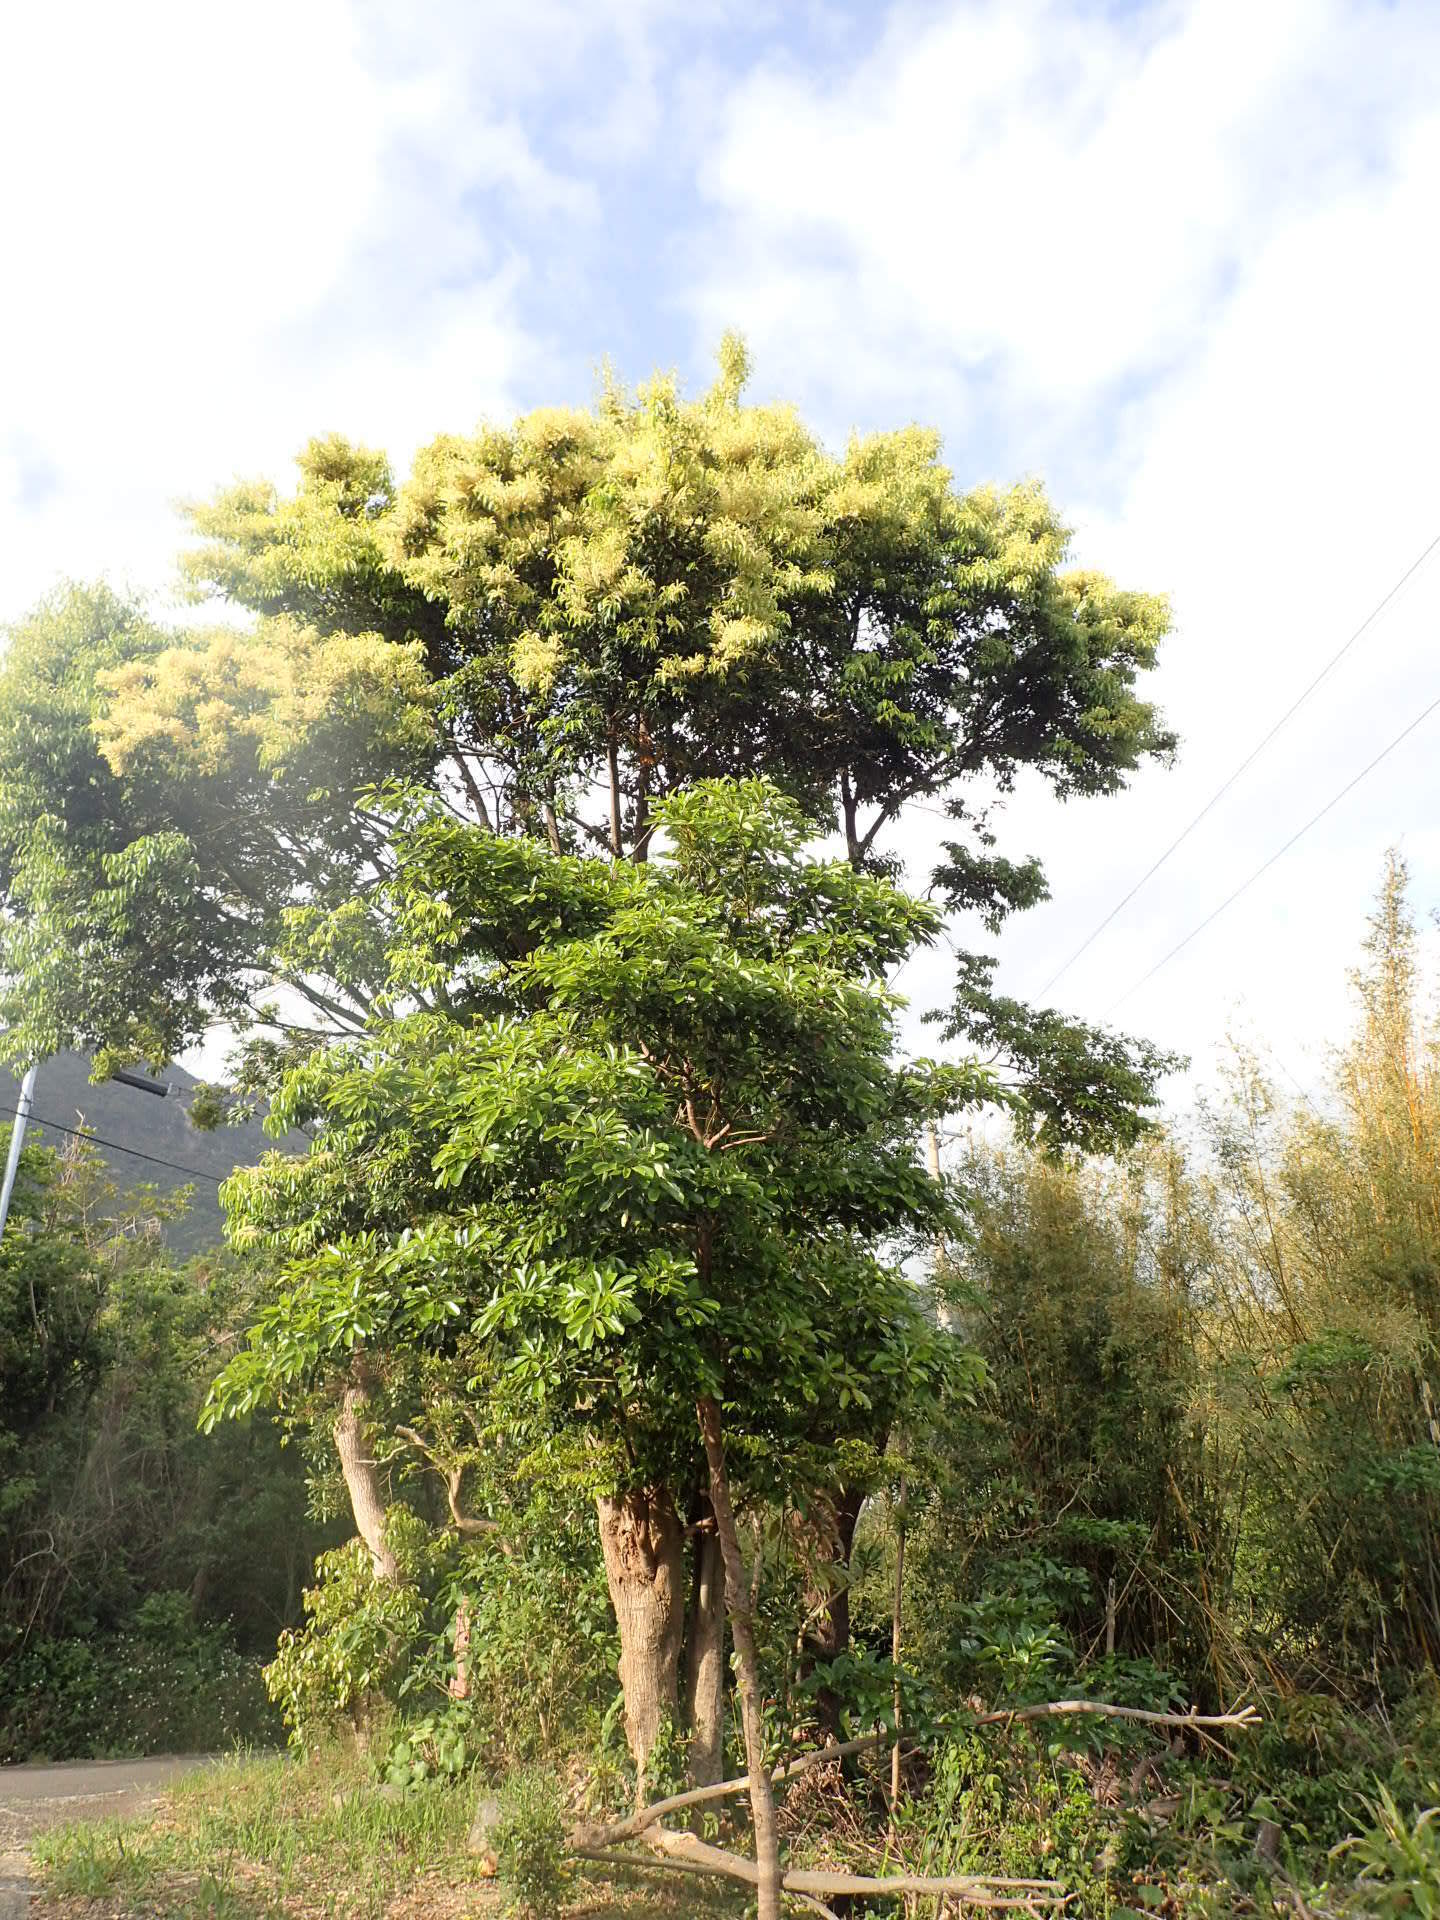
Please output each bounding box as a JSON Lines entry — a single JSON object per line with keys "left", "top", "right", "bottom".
{"left": 1036, "top": 529, "right": 1440, "bottom": 1000}
{"left": 1105, "top": 682, "right": 1440, "bottom": 1016}
{"left": 0, "top": 1104, "right": 227, "bottom": 1183}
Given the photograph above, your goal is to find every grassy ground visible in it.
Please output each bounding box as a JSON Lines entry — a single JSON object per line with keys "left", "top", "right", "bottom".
{"left": 28, "top": 1751, "right": 747, "bottom": 1920}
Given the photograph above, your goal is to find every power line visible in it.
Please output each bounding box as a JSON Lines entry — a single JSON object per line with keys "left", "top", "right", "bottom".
{"left": 1036, "top": 530, "right": 1440, "bottom": 1000}
{"left": 0, "top": 1105, "right": 227, "bottom": 1184}
{"left": 1106, "top": 681, "right": 1440, "bottom": 1016}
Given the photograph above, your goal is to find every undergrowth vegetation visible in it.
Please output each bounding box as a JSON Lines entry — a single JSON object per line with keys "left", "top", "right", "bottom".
{"left": 30, "top": 1748, "right": 745, "bottom": 1919}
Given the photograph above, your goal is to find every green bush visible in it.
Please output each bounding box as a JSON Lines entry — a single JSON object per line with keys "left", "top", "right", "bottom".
{"left": 1332, "top": 1786, "right": 1440, "bottom": 1916}
{"left": 491, "top": 1767, "right": 573, "bottom": 1919}
{"left": 264, "top": 1536, "right": 431, "bottom": 1743}
{"left": 381, "top": 1704, "right": 475, "bottom": 1790}
{"left": 0, "top": 1605, "right": 279, "bottom": 1761}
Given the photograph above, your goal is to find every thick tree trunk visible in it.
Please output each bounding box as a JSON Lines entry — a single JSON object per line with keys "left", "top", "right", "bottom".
{"left": 335, "top": 1373, "right": 398, "bottom": 1582}
{"left": 596, "top": 1487, "right": 686, "bottom": 1798}
{"left": 697, "top": 1395, "right": 782, "bottom": 1920}
{"left": 684, "top": 1521, "right": 726, "bottom": 1787}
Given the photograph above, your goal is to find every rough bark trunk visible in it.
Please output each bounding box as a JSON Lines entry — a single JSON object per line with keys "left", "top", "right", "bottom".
{"left": 697, "top": 1395, "right": 782, "bottom": 1920}
{"left": 450, "top": 1596, "right": 473, "bottom": 1700}
{"left": 541, "top": 796, "right": 562, "bottom": 855}
{"left": 684, "top": 1522, "right": 726, "bottom": 1787}
{"left": 596, "top": 1487, "right": 686, "bottom": 1798}
{"left": 335, "top": 1374, "right": 398, "bottom": 1582}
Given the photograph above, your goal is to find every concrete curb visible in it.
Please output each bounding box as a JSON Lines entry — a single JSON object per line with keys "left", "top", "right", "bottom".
{"left": 0, "top": 1850, "right": 33, "bottom": 1920}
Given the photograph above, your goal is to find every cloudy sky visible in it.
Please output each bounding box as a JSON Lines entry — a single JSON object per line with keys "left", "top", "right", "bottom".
{"left": 3, "top": 0, "right": 1437, "bottom": 1107}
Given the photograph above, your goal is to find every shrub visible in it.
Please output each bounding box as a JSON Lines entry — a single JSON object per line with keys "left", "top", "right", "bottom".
{"left": 381, "top": 1704, "right": 475, "bottom": 1790}
{"left": 0, "top": 1608, "right": 278, "bottom": 1761}
{"left": 263, "top": 1537, "right": 430, "bottom": 1743}
{"left": 1332, "top": 1786, "right": 1440, "bottom": 1915}
{"left": 491, "top": 1767, "right": 573, "bottom": 1918}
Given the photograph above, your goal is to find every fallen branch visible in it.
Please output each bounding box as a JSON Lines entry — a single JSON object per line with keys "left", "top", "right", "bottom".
{"left": 580, "top": 1700, "right": 1260, "bottom": 1850}
{"left": 971, "top": 1700, "right": 1262, "bottom": 1733}
{"left": 572, "top": 1845, "right": 735, "bottom": 1879}
{"left": 575, "top": 1852, "right": 843, "bottom": 1920}
{"left": 647, "top": 1826, "right": 1066, "bottom": 1907}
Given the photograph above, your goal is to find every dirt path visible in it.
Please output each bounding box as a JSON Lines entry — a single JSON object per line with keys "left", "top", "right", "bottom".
{"left": 0, "top": 1756, "right": 214, "bottom": 1918}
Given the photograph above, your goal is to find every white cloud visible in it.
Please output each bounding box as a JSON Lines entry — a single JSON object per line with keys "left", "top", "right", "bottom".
{"left": 0, "top": 0, "right": 626, "bottom": 621}
{"left": 693, "top": 0, "right": 1440, "bottom": 1099}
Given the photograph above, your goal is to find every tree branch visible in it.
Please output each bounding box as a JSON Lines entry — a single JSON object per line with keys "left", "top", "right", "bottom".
{"left": 450, "top": 750, "right": 495, "bottom": 831}
{"left": 394, "top": 1425, "right": 510, "bottom": 1551}
{"left": 642, "top": 1828, "right": 1065, "bottom": 1907}
{"left": 972, "top": 1700, "right": 1261, "bottom": 1732}
{"left": 580, "top": 1702, "right": 1260, "bottom": 1851}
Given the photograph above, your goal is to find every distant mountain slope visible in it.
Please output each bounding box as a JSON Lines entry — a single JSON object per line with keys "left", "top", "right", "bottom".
{"left": 0, "top": 1053, "right": 307, "bottom": 1254}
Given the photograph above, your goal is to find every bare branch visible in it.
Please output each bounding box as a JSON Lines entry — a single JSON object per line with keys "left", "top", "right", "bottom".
{"left": 394, "top": 1424, "right": 509, "bottom": 1549}
{"left": 450, "top": 750, "right": 495, "bottom": 832}
{"left": 971, "top": 1700, "right": 1262, "bottom": 1732}
{"left": 644, "top": 1827, "right": 1066, "bottom": 1907}
{"left": 578, "top": 1734, "right": 894, "bottom": 1847}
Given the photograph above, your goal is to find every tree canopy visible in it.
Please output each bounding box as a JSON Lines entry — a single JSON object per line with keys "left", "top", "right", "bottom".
{"left": 0, "top": 343, "right": 1175, "bottom": 1129}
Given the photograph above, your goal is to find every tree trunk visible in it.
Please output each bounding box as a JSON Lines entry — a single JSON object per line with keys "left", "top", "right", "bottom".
{"left": 596, "top": 1487, "right": 686, "bottom": 1798}
{"left": 890, "top": 1478, "right": 906, "bottom": 1812}
{"left": 684, "top": 1521, "right": 726, "bottom": 1787}
{"left": 840, "top": 769, "right": 861, "bottom": 870}
{"left": 697, "top": 1395, "right": 782, "bottom": 1920}
{"left": 541, "top": 795, "right": 562, "bottom": 855}
{"left": 450, "top": 1596, "right": 473, "bottom": 1700}
{"left": 606, "top": 733, "right": 623, "bottom": 858}
{"left": 335, "top": 1373, "right": 398, "bottom": 1582}
{"left": 798, "top": 1484, "right": 864, "bottom": 1740}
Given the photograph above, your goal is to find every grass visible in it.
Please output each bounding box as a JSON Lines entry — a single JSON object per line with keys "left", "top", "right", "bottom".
{"left": 28, "top": 1749, "right": 747, "bottom": 1920}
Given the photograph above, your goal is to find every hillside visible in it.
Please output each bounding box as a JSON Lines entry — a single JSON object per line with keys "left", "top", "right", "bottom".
{"left": 0, "top": 1053, "right": 303, "bottom": 1254}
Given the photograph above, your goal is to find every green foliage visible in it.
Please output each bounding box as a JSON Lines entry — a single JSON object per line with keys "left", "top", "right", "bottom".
{"left": 0, "top": 350, "right": 1174, "bottom": 1166}
{"left": 380, "top": 1704, "right": 474, "bottom": 1791}
{"left": 491, "top": 1767, "right": 575, "bottom": 1918}
{"left": 1198, "top": 853, "right": 1440, "bottom": 1683}
{"left": 0, "top": 1132, "right": 331, "bottom": 1757}
{"left": 264, "top": 1538, "right": 431, "bottom": 1741}
{"left": 0, "top": 1613, "right": 278, "bottom": 1762}
{"left": 930, "top": 949, "right": 1183, "bottom": 1152}
{"left": 458, "top": 1503, "right": 619, "bottom": 1767}
{"left": 263, "top": 1476, "right": 617, "bottom": 1771}
{"left": 207, "top": 781, "right": 986, "bottom": 1536}
{"left": 898, "top": 1139, "right": 1219, "bottom": 1701}
{"left": 893, "top": 1728, "right": 1111, "bottom": 1909}
{"left": 1333, "top": 1786, "right": 1440, "bottom": 1914}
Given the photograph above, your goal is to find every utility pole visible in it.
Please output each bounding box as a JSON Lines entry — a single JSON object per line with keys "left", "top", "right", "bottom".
{"left": 0, "top": 1060, "right": 170, "bottom": 1240}
{"left": 0, "top": 1061, "right": 39, "bottom": 1241}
